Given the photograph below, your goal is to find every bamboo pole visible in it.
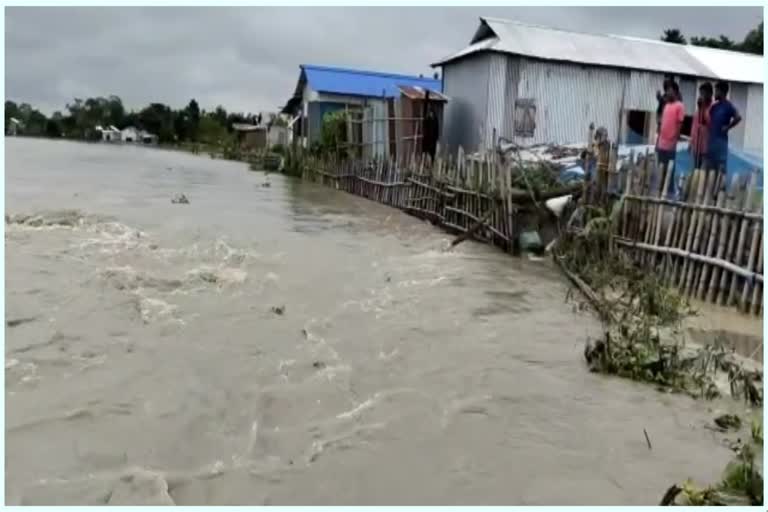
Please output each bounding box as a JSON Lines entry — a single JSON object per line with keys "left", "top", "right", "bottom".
{"left": 716, "top": 175, "right": 748, "bottom": 304}
{"left": 751, "top": 236, "right": 763, "bottom": 315}
{"left": 726, "top": 169, "right": 760, "bottom": 306}
{"left": 677, "top": 169, "right": 706, "bottom": 289}
{"left": 708, "top": 174, "right": 739, "bottom": 303}
{"left": 739, "top": 209, "right": 762, "bottom": 312}
{"left": 696, "top": 177, "right": 727, "bottom": 299}
{"left": 683, "top": 168, "right": 715, "bottom": 296}
{"left": 613, "top": 238, "right": 763, "bottom": 283}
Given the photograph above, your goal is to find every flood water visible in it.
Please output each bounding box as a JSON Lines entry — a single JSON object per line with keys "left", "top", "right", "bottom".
{"left": 5, "top": 138, "right": 748, "bottom": 505}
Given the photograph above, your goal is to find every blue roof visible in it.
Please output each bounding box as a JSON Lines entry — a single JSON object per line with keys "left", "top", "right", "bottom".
{"left": 301, "top": 64, "right": 442, "bottom": 98}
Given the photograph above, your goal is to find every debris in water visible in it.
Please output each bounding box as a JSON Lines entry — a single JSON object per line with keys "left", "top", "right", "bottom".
{"left": 271, "top": 305, "right": 285, "bottom": 316}
{"left": 714, "top": 414, "right": 743, "bottom": 432}
{"left": 261, "top": 181, "right": 271, "bottom": 188}
{"left": 6, "top": 317, "right": 36, "bottom": 328}
{"left": 171, "top": 194, "right": 189, "bottom": 204}
{"left": 643, "top": 428, "right": 653, "bottom": 451}
{"left": 312, "top": 361, "right": 326, "bottom": 369}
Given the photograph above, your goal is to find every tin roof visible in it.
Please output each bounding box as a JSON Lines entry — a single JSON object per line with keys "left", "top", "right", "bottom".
{"left": 231, "top": 123, "right": 266, "bottom": 132}
{"left": 302, "top": 64, "right": 442, "bottom": 98}
{"left": 433, "top": 17, "right": 763, "bottom": 84}
{"left": 398, "top": 85, "right": 449, "bottom": 102}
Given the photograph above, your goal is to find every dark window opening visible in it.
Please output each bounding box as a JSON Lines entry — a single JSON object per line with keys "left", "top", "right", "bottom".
{"left": 626, "top": 110, "right": 650, "bottom": 144}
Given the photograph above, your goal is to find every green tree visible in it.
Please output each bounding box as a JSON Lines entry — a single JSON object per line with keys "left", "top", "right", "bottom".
{"left": 661, "top": 29, "right": 686, "bottom": 44}
{"left": 197, "top": 115, "right": 229, "bottom": 144}
{"left": 740, "top": 22, "right": 763, "bottom": 54}
{"left": 186, "top": 99, "right": 200, "bottom": 141}
{"left": 138, "top": 103, "right": 175, "bottom": 143}
{"left": 690, "top": 34, "right": 736, "bottom": 50}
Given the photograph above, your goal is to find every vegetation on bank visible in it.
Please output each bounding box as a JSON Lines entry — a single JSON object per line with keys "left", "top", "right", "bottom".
{"left": 5, "top": 96, "right": 285, "bottom": 146}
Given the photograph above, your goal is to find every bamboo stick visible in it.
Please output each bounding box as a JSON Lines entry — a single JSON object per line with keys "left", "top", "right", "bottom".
{"left": 613, "top": 238, "right": 763, "bottom": 283}
{"left": 677, "top": 169, "right": 706, "bottom": 289}
{"left": 708, "top": 174, "right": 739, "bottom": 303}
{"left": 716, "top": 175, "right": 749, "bottom": 304}
{"left": 683, "top": 169, "right": 715, "bottom": 296}
{"left": 696, "top": 177, "right": 727, "bottom": 299}
{"left": 739, "top": 211, "right": 762, "bottom": 312}
{"left": 751, "top": 236, "right": 763, "bottom": 315}
{"left": 727, "top": 169, "right": 760, "bottom": 306}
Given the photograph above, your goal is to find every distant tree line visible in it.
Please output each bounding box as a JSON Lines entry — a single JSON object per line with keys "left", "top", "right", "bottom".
{"left": 661, "top": 22, "right": 763, "bottom": 54}
{"left": 5, "top": 96, "right": 280, "bottom": 145}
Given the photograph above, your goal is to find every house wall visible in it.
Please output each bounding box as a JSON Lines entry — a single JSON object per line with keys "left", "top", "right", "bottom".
{"left": 513, "top": 58, "right": 627, "bottom": 146}
{"left": 728, "top": 82, "right": 749, "bottom": 151}
{"left": 744, "top": 84, "right": 763, "bottom": 156}
{"left": 441, "top": 53, "right": 492, "bottom": 151}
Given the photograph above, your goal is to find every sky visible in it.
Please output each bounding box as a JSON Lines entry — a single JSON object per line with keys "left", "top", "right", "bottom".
{"left": 5, "top": 6, "right": 763, "bottom": 116}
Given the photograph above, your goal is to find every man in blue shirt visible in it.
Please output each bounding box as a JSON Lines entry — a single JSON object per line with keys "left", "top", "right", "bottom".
{"left": 706, "top": 81, "right": 742, "bottom": 174}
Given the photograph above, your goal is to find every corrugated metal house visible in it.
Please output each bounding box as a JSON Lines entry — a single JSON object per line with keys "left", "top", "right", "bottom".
{"left": 433, "top": 17, "right": 763, "bottom": 156}
{"left": 281, "top": 65, "right": 444, "bottom": 159}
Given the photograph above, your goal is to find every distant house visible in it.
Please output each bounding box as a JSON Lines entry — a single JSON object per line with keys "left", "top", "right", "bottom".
{"left": 95, "top": 125, "right": 122, "bottom": 142}
{"left": 121, "top": 126, "right": 139, "bottom": 142}
{"left": 121, "top": 126, "right": 158, "bottom": 144}
{"left": 232, "top": 123, "right": 267, "bottom": 150}
{"left": 7, "top": 117, "right": 21, "bottom": 136}
{"left": 138, "top": 130, "right": 158, "bottom": 145}
{"left": 433, "top": 17, "right": 763, "bottom": 155}
{"left": 281, "top": 64, "right": 445, "bottom": 159}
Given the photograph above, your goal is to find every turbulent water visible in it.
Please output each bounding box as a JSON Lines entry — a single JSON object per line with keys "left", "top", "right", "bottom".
{"left": 5, "top": 138, "right": 745, "bottom": 505}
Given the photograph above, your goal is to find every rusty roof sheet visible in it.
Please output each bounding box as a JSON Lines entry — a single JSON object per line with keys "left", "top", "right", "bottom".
{"left": 398, "top": 85, "right": 449, "bottom": 101}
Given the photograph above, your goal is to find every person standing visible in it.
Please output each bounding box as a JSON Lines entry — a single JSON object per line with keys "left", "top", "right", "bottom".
{"left": 706, "top": 81, "right": 742, "bottom": 177}
{"left": 422, "top": 105, "right": 439, "bottom": 161}
{"left": 656, "top": 81, "right": 685, "bottom": 198}
{"left": 690, "top": 82, "right": 713, "bottom": 170}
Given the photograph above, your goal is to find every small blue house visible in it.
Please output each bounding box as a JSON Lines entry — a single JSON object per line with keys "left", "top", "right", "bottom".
{"left": 282, "top": 64, "right": 444, "bottom": 157}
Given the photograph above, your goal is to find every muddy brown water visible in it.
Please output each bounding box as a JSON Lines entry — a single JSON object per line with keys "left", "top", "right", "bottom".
{"left": 4, "top": 138, "right": 755, "bottom": 505}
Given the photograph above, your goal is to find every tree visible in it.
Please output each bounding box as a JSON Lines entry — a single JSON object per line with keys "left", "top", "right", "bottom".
{"left": 197, "top": 115, "right": 229, "bottom": 144}
{"left": 661, "top": 29, "right": 686, "bottom": 44}
{"left": 186, "top": 99, "right": 200, "bottom": 141}
{"left": 138, "top": 103, "right": 175, "bottom": 143}
{"left": 690, "top": 35, "right": 736, "bottom": 51}
{"left": 741, "top": 22, "right": 763, "bottom": 54}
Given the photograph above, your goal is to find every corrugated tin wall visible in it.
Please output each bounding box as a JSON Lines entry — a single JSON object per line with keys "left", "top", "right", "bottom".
{"left": 362, "top": 99, "right": 389, "bottom": 159}
{"left": 514, "top": 59, "right": 626, "bottom": 145}
{"left": 484, "top": 53, "right": 509, "bottom": 150}
{"left": 744, "top": 84, "right": 763, "bottom": 155}
{"left": 729, "top": 82, "right": 748, "bottom": 151}
{"left": 625, "top": 70, "right": 662, "bottom": 111}
{"left": 441, "top": 53, "right": 491, "bottom": 151}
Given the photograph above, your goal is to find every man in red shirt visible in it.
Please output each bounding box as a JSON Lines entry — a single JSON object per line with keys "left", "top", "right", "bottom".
{"left": 690, "top": 82, "right": 713, "bottom": 170}
{"left": 656, "top": 81, "right": 685, "bottom": 198}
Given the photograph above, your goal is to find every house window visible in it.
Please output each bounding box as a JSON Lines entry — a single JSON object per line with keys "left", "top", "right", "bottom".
{"left": 514, "top": 99, "right": 536, "bottom": 138}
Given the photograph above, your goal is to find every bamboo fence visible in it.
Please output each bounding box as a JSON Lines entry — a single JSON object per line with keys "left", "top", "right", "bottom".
{"left": 300, "top": 148, "right": 580, "bottom": 255}
{"left": 616, "top": 155, "right": 763, "bottom": 316}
